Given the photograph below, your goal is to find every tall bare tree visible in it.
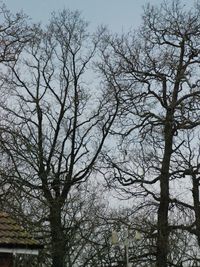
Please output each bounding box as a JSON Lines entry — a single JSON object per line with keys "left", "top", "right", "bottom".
{"left": 0, "top": 9, "right": 118, "bottom": 267}
{"left": 97, "top": 1, "right": 200, "bottom": 266}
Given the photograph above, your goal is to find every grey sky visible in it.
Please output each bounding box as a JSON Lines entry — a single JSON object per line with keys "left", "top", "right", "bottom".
{"left": 4, "top": 0, "right": 196, "bottom": 33}
{"left": 3, "top": 0, "right": 169, "bottom": 32}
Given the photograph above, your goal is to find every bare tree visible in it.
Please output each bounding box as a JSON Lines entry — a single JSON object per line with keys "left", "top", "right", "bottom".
{"left": 0, "top": 9, "right": 118, "bottom": 267}
{"left": 97, "top": 1, "right": 200, "bottom": 266}
{"left": 0, "top": 0, "right": 32, "bottom": 233}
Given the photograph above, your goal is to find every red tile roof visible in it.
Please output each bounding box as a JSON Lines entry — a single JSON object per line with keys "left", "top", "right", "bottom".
{"left": 0, "top": 212, "right": 42, "bottom": 249}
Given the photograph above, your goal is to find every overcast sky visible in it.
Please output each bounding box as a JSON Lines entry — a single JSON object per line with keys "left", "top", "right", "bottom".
{"left": 4, "top": 0, "right": 191, "bottom": 32}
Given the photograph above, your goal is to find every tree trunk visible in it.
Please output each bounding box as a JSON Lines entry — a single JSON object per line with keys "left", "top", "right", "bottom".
{"left": 49, "top": 204, "right": 66, "bottom": 267}
{"left": 156, "top": 114, "right": 173, "bottom": 267}
{"left": 192, "top": 175, "right": 200, "bottom": 247}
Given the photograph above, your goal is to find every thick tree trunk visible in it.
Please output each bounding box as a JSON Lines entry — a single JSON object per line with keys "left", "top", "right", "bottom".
{"left": 49, "top": 204, "right": 66, "bottom": 267}
{"left": 156, "top": 115, "right": 173, "bottom": 267}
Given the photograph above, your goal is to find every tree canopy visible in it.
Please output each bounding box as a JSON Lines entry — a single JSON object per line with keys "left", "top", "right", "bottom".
{"left": 1, "top": 1, "right": 200, "bottom": 267}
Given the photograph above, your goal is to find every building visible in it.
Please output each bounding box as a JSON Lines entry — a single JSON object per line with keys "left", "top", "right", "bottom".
{"left": 0, "top": 212, "right": 43, "bottom": 267}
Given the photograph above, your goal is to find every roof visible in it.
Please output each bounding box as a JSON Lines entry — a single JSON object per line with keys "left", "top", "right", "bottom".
{"left": 0, "top": 212, "right": 42, "bottom": 250}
